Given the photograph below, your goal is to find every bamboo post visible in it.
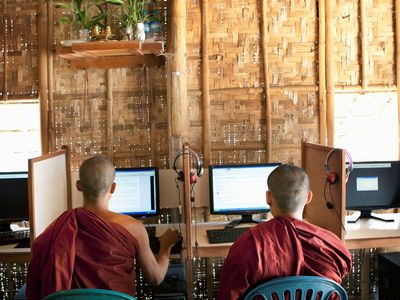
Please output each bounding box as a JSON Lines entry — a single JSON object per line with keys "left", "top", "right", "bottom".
{"left": 201, "top": 0, "right": 210, "bottom": 167}
{"left": 360, "top": 0, "right": 368, "bottom": 89}
{"left": 48, "top": 0, "right": 55, "bottom": 152}
{"left": 106, "top": 69, "right": 114, "bottom": 161}
{"left": 2, "top": 0, "right": 7, "bottom": 101}
{"left": 260, "top": 0, "right": 272, "bottom": 161}
{"left": 38, "top": 0, "right": 49, "bottom": 153}
{"left": 167, "top": 0, "right": 189, "bottom": 164}
{"left": 147, "top": 67, "right": 157, "bottom": 165}
{"left": 318, "top": 0, "right": 327, "bottom": 145}
{"left": 396, "top": 0, "right": 400, "bottom": 158}
{"left": 326, "top": 0, "right": 335, "bottom": 146}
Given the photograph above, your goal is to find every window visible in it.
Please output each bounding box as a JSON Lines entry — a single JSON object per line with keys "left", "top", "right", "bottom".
{"left": 0, "top": 101, "right": 41, "bottom": 172}
{"left": 334, "top": 92, "right": 398, "bottom": 161}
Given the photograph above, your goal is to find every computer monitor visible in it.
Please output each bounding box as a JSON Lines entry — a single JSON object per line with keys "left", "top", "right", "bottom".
{"left": 346, "top": 160, "right": 400, "bottom": 223}
{"left": 209, "top": 163, "right": 280, "bottom": 228}
{"left": 0, "top": 172, "right": 29, "bottom": 227}
{"left": 109, "top": 167, "right": 159, "bottom": 218}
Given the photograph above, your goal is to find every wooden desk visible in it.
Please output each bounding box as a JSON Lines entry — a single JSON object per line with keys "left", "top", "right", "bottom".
{"left": 185, "top": 213, "right": 400, "bottom": 257}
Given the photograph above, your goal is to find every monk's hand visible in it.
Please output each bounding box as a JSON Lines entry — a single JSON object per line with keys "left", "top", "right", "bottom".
{"left": 159, "top": 228, "right": 181, "bottom": 249}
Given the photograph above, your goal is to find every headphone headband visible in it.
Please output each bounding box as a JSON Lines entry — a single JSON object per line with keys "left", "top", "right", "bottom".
{"left": 173, "top": 148, "right": 203, "bottom": 183}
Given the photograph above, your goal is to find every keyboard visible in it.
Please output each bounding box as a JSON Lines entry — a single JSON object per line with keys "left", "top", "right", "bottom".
{"left": 0, "top": 230, "right": 30, "bottom": 245}
{"left": 206, "top": 227, "right": 250, "bottom": 244}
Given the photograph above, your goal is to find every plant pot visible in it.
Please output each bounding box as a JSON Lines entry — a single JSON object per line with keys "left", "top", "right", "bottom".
{"left": 136, "top": 23, "right": 146, "bottom": 42}
{"left": 78, "top": 29, "right": 90, "bottom": 41}
{"left": 122, "top": 27, "right": 134, "bottom": 40}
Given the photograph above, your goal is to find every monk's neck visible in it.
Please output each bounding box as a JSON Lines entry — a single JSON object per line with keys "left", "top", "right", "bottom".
{"left": 83, "top": 199, "right": 109, "bottom": 213}
{"left": 273, "top": 211, "right": 303, "bottom": 220}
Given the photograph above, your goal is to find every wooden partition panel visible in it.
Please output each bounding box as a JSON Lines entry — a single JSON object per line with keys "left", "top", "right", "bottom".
{"left": 28, "top": 150, "right": 71, "bottom": 240}
{"left": 301, "top": 141, "right": 346, "bottom": 240}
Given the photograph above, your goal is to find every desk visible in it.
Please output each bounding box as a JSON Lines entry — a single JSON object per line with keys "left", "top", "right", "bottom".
{"left": 183, "top": 213, "right": 400, "bottom": 258}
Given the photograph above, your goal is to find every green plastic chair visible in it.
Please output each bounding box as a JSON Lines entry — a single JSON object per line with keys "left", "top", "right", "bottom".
{"left": 42, "top": 288, "right": 137, "bottom": 300}
{"left": 243, "top": 276, "right": 348, "bottom": 300}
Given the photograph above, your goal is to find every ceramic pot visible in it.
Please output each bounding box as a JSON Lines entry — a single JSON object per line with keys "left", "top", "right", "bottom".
{"left": 136, "top": 23, "right": 146, "bottom": 42}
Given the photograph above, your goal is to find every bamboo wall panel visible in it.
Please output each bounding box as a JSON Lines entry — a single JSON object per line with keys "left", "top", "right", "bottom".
{"left": 266, "top": 0, "right": 318, "bottom": 86}
{"left": 365, "top": 0, "right": 395, "bottom": 85}
{"left": 1, "top": 0, "right": 38, "bottom": 99}
{"left": 333, "top": 0, "right": 360, "bottom": 85}
{"left": 0, "top": 1, "right": 4, "bottom": 92}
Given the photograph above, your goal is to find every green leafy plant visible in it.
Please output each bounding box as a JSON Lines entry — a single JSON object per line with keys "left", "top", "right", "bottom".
{"left": 105, "top": 0, "right": 157, "bottom": 28}
{"left": 46, "top": 0, "right": 107, "bottom": 30}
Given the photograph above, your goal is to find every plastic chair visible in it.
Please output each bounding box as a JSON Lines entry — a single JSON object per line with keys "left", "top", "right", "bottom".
{"left": 243, "top": 276, "right": 348, "bottom": 300}
{"left": 42, "top": 288, "right": 137, "bottom": 300}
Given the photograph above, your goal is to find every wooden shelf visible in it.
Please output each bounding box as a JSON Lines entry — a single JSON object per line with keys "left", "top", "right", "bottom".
{"left": 57, "top": 41, "right": 165, "bottom": 69}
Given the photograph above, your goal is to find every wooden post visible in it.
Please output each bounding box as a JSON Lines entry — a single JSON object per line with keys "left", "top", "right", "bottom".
{"left": 182, "top": 142, "right": 194, "bottom": 300}
{"left": 106, "top": 69, "right": 114, "bottom": 161}
{"left": 2, "top": 0, "right": 7, "bottom": 101}
{"left": 318, "top": 0, "right": 327, "bottom": 145}
{"left": 325, "top": 0, "right": 335, "bottom": 146}
{"left": 48, "top": 0, "right": 55, "bottom": 152}
{"left": 38, "top": 0, "right": 49, "bottom": 153}
{"left": 396, "top": 0, "right": 400, "bottom": 158}
{"left": 167, "top": 0, "right": 189, "bottom": 164}
{"left": 201, "top": 0, "right": 210, "bottom": 167}
{"left": 360, "top": 0, "right": 368, "bottom": 89}
{"left": 260, "top": 0, "right": 272, "bottom": 161}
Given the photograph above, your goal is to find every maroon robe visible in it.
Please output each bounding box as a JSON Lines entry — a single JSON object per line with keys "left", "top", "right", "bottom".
{"left": 217, "top": 217, "right": 352, "bottom": 300}
{"left": 26, "top": 208, "right": 139, "bottom": 300}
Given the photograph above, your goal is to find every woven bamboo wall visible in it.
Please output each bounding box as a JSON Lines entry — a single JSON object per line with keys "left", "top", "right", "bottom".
{"left": 0, "top": 0, "right": 38, "bottom": 99}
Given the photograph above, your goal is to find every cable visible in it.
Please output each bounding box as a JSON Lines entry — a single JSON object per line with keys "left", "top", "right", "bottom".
{"left": 323, "top": 180, "right": 347, "bottom": 233}
{"left": 191, "top": 181, "right": 200, "bottom": 252}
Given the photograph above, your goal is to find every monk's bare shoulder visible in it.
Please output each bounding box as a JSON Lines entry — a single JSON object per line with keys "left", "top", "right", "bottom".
{"left": 101, "top": 210, "right": 146, "bottom": 236}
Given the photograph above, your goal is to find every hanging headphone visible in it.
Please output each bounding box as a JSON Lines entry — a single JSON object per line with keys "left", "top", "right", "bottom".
{"left": 173, "top": 148, "right": 203, "bottom": 184}
{"left": 324, "top": 148, "right": 353, "bottom": 185}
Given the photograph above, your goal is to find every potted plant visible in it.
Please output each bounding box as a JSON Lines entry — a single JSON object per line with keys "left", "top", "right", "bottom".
{"left": 46, "top": 0, "right": 107, "bottom": 40}
{"left": 105, "top": 0, "right": 156, "bottom": 41}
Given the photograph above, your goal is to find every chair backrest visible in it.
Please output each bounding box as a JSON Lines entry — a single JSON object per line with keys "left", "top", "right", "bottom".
{"left": 243, "top": 276, "right": 348, "bottom": 300}
{"left": 42, "top": 288, "right": 137, "bottom": 300}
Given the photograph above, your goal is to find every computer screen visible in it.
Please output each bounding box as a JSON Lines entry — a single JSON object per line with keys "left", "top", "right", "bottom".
{"left": 0, "top": 172, "right": 29, "bottom": 223}
{"left": 109, "top": 167, "right": 159, "bottom": 217}
{"left": 209, "top": 163, "right": 280, "bottom": 227}
{"left": 346, "top": 160, "right": 400, "bottom": 222}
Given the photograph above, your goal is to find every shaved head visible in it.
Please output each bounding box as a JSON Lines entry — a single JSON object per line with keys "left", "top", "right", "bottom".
{"left": 267, "top": 164, "right": 310, "bottom": 214}
{"left": 79, "top": 156, "right": 115, "bottom": 203}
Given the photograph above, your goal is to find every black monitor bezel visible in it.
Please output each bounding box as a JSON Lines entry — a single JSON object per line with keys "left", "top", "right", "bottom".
{"left": 0, "top": 171, "right": 29, "bottom": 223}
{"left": 209, "top": 163, "right": 280, "bottom": 216}
{"left": 113, "top": 167, "right": 160, "bottom": 218}
{"left": 345, "top": 160, "right": 400, "bottom": 211}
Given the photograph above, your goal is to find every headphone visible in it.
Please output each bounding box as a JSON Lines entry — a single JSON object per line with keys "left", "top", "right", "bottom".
{"left": 173, "top": 148, "right": 203, "bottom": 184}
{"left": 324, "top": 148, "right": 353, "bottom": 185}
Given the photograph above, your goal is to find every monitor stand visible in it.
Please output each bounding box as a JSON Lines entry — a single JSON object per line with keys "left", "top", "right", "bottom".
{"left": 224, "top": 214, "right": 263, "bottom": 229}
{"left": 347, "top": 210, "right": 395, "bottom": 224}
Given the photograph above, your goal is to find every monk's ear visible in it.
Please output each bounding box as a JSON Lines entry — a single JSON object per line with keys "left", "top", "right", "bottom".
{"left": 76, "top": 180, "right": 82, "bottom": 191}
{"left": 266, "top": 191, "right": 273, "bottom": 206}
{"left": 305, "top": 190, "right": 313, "bottom": 205}
{"left": 110, "top": 182, "right": 116, "bottom": 194}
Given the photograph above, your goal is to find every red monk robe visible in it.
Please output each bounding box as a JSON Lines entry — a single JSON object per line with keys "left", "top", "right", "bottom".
{"left": 26, "top": 208, "right": 139, "bottom": 300}
{"left": 217, "top": 216, "right": 352, "bottom": 300}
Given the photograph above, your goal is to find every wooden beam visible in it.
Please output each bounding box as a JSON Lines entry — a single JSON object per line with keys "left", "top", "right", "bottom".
{"left": 48, "top": 0, "right": 54, "bottom": 152}
{"left": 106, "top": 69, "right": 114, "bottom": 161}
{"left": 260, "top": 0, "right": 272, "bottom": 161}
{"left": 201, "top": 0, "right": 210, "bottom": 167}
{"left": 396, "top": 0, "right": 400, "bottom": 158}
{"left": 360, "top": 0, "right": 368, "bottom": 89}
{"left": 325, "top": 0, "right": 334, "bottom": 146}
{"left": 318, "top": 0, "right": 327, "bottom": 145}
{"left": 68, "top": 55, "right": 166, "bottom": 69}
{"left": 38, "top": 0, "right": 49, "bottom": 153}
{"left": 2, "top": 0, "right": 7, "bottom": 100}
{"left": 167, "top": 0, "right": 189, "bottom": 165}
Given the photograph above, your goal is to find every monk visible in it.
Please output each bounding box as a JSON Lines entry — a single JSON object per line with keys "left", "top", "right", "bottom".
{"left": 217, "top": 164, "right": 352, "bottom": 300}
{"left": 26, "top": 156, "right": 181, "bottom": 299}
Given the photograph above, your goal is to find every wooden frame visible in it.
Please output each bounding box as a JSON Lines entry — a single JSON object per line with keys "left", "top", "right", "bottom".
{"left": 301, "top": 141, "right": 346, "bottom": 240}
{"left": 28, "top": 149, "right": 72, "bottom": 242}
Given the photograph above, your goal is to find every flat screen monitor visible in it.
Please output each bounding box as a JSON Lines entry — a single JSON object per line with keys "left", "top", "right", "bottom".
{"left": 0, "top": 172, "right": 29, "bottom": 225}
{"left": 346, "top": 161, "right": 400, "bottom": 223}
{"left": 109, "top": 167, "right": 159, "bottom": 218}
{"left": 209, "top": 163, "right": 280, "bottom": 228}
